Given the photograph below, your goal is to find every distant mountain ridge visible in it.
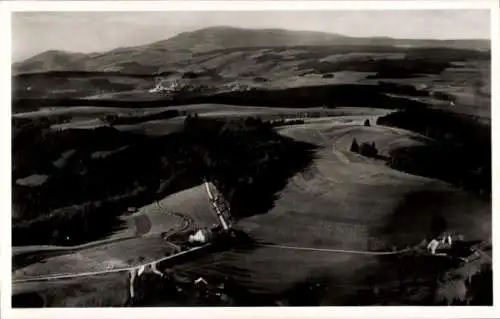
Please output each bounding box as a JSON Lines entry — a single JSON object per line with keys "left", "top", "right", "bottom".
{"left": 13, "top": 26, "right": 490, "bottom": 74}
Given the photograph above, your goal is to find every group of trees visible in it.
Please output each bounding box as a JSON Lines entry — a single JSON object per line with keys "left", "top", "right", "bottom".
{"left": 345, "top": 106, "right": 492, "bottom": 199}
{"left": 207, "top": 83, "right": 429, "bottom": 109}
{"left": 183, "top": 114, "right": 317, "bottom": 220}
{"left": 13, "top": 78, "right": 437, "bottom": 113}
{"left": 102, "top": 109, "right": 182, "bottom": 125}
{"left": 350, "top": 137, "right": 379, "bottom": 159}
{"left": 13, "top": 119, "right": 194, "bottom": 245}
{"left": 377, "top": 107, "right": 491, "bottom": 198}
{"left": 13, "top": 113, "right": 317, "bottom": 246}
{"left": 299, "top": 57, "right": 451, "bottom": 78}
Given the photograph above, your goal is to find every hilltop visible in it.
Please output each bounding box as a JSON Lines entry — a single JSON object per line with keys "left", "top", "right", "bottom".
{"left": 13, "top": 26, "right": 490, "bottom": 74}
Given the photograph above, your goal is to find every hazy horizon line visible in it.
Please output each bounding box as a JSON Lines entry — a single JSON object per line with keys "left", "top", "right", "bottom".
{"left": 14, "top": 25, "right": 491, "bottom": 63}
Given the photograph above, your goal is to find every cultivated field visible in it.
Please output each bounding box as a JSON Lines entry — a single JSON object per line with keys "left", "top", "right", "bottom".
{"left": 12, "top": 104, "right": 491, "bottom": 306}
{"left": 12, "top": 181, "right": 223, "bottom": 279}
{"left": 12, "top": 272, "right": 130, "bottom": 307}
{"left": 163, "top": 118, "right": 490, "bottom": 302}
{"left": 11, "top": 26, "right": 491, "bottom": 305}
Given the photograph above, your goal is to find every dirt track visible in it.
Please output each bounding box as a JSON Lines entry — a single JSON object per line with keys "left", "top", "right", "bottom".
{"left": 13, "top": 168, "right": 418, "bottom": 285}
{"left": 13, "top": 242, "right": 414, "bottom": 284}
{"left": 12, "top": 184, "right": 217, "bottom": 283}
{"left": 156, "top": 201, "right": 194, "bottom": 234}
{"left": 12, "top": 110, "right": 490, "bottom": 300}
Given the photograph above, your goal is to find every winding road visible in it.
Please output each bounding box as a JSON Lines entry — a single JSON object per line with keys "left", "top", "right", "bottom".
{"left": 13, "top": 199, "right": 201, "bottom": 284}
{"left": 13, "top": 241, "right": 413, "bottom": 284}
{"left": 260, "top": 244, "right": 411, "bottom": 255}
{"left": 13, "top": 116, "right": 418, "bottom": 285}
{"left": 156, "top": 201, "right": 194, "bottom": 236}
{"left": 13, "top": 244, "right": 211, "bottom": 284}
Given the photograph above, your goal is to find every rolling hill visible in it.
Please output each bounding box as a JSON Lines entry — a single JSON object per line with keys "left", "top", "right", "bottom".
{"left": 13, "top": 26, "right": 490, "bottom": 74}
{"left": 10, "top": 24, "right": 492, "bottom": 307}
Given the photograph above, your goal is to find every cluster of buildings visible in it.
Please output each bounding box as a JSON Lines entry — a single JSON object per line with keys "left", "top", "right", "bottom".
{"left": 148, "top": 77, "right": 219, "bottom": 95}
{"left": 187, "top": 181, "right": 232, "bottom": 246}
{"left": 148, "top": 78, "right": 185, "bottom": 94}
{"left": 426, "top": 232, "right": 480, "bottom": 263}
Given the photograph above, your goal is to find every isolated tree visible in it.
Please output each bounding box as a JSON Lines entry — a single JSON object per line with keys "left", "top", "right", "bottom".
{"left": 350, "top": 138, "right": 360, "bottom": 153}
{"left": 364, "top": 119, "right": 371, "bottom": 127}
{"left": 360, "top": 142, "right": 377, "bottom": 158}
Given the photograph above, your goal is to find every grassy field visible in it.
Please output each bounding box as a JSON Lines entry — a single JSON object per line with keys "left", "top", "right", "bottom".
{"left": 12, "top": 183, "right": 221, "bottom": 280}
{"left": 157, "top": 184, "right": 221, "bottom": 229}
{"left": 170, "top": 245, "right": 374, "bottom": 296}
{"left": 10, "top": 26, "right": 491, "bottom": 306}
{"left": 11, "top": 105, "right": 490, "bottom": 306}
{"left": 155, "top": 119, "right": 490, "bottom": 303}
{"left": 11, "top": 184, "right": 223, "bottom": 307}
{"left": 13, "top": 272, "right": 130, "bottom": 307}
{"left": 13, "top": 104, "right": 395, "bottom": 142}
{"left": 13, "top": 236, "right": 176, "bottom": 280}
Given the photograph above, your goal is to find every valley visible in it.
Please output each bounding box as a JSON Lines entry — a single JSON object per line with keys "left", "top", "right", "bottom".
{"left": 11, "top": 25, "right": 491, "bottom": 307}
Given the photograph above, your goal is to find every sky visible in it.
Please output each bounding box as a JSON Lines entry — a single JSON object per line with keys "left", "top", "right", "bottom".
{"left": 12, "top": 10, "right": 491, "bottom": 62}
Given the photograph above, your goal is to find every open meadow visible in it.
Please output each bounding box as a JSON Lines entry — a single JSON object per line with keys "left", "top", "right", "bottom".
{"left": 11, "top": 20, "right": 491, "bottom": 307}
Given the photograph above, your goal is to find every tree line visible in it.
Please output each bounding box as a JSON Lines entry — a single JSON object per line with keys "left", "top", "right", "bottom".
{"left": 13, "top": 114, "right": 316, "bottom": 246}
{"left": 377, "top": 107, "right": 491, "bottom": 199}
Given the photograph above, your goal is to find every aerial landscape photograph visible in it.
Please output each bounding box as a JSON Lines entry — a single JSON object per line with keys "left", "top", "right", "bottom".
{"left": 10, "top": 7, "right": 492, "bottom": 308}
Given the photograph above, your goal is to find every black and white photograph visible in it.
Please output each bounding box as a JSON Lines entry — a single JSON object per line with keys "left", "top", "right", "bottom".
{"left": 5, "top": 0, "right": 496, "bottom": 313}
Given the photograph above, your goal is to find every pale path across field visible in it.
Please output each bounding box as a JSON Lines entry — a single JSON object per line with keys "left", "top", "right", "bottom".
{"left": 261, "top": 244, "right": 411, "bottom": 255}
{"left": 12, "top": 244, "right": 210, "bottom": 283}
{"left": 13, "top": 112, "right": 409, "bottom": 284}
{"left": 13, "top": 243, "right": 412, "bottom": 283}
